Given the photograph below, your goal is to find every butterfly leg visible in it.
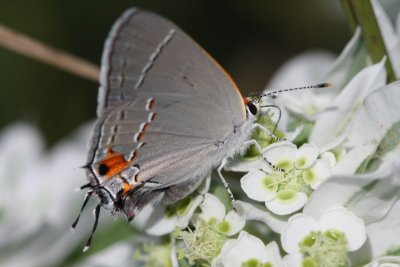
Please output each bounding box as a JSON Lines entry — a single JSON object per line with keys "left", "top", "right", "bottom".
{"left": 258, "top": 104, "right": 286, "bottom": 141}
{"left": 252, "top": 122, "right": 286, "bottom": 143}
{"left": 83, "top": 204, "right": 101, "bottom": 252}
{"left": 242, "top": 139, "right": 284, "bottom": 172}
{"left": 217, "top": 158, "right": 236, "bottom": 203}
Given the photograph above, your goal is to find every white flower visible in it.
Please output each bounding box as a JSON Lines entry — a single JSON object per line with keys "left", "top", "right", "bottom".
{"left": 233, "top": 200, "right": 289, "bottom": 234}
{"left": 73, "top": 238, "right": 179, "bottom": 267}
{"left": 266, "top": 27, "right": 369, "bottom": 122}
{"left": 372, "top": 0, "right": 400, "bottom": 78}
{"left": 310, "top": 58, "right": 387, "bottom": 147}
{"left": 213, "top": 231, "right": 284, "bottom": 267}
{"left": 318, "top": 134, "right": 347, "bottom": 168}
{"left": 73, "top": 242, "right": 138, "bottom": 267}
{"left": 0, "top": 122, "right": 104, "bottom": 267}
{"left": 304, "top": 159, "right": 400, "bottom": 266}
{"left": 240, "top": 141, "right": 331, "bottom": 215}
{"left": 195, "top": 193, "right": 245, "bottom": 236}
{"left": 175, "top": 193, "right": 245, "bottom": 265}
{"left": 365, "top": 256, "right": 400, "bottom": 267}
{"left": 266, "top": 51, "right": 334, "bottom": 121}
{"left": 331, "top": 81, "right": 400, "bottom": 175}
{"left": 281, "top": 207, "right": 367, "bottom": 267}
{"left": 135, "top": 175, "right": 211, "bottom": 236}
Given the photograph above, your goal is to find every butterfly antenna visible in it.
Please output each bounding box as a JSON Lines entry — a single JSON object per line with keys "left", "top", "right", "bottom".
{"left": 71, "top": 191, "right": 93, "bottom": 231}
{"left": 260, "top": 104, "right": 282, "bottom": 135}
{"left": 83, "top": 205, "right": 101, "bottom": 252}
{"left": 261, "top": 82, "right": 331, "bottom": 98}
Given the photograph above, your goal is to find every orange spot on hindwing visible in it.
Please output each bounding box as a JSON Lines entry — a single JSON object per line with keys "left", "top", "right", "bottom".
{"left": 122, "top": 182, "right": 132, "bottom": 194}
{"left": 98, "top": 150, "right": 129, "bottom": 178}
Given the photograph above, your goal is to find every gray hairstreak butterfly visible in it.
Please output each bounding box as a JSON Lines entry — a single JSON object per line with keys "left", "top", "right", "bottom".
{"left": 71, "top": 7, "right": 330, "bottom": 251}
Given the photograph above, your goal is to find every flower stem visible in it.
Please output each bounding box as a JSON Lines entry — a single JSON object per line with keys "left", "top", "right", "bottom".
{"left": 340, "top": 0, "right": 358, "bottom": 33}
{"left": 342, "top": 0, "right": 396, "bottom": 82}
{"left": 0, "top": 23, "right": 100, "bottom": 82}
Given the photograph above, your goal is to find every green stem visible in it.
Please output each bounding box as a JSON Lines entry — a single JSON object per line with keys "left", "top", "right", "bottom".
{"left": 340, "top": 0, "right": 358, "bottom": 33}
{"left": 349, "top": 0, "right": 397, "bottom": 82}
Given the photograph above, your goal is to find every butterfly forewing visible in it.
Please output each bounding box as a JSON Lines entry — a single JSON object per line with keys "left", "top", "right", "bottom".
{"left": 98, "top": 8, "right": 245, "bottom": 118}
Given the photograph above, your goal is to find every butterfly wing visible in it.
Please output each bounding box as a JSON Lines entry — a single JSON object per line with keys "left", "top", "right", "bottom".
{"left": 86, "top": 8, "right": 248, "bottom": 212}
{"left": 97, "top": 8, "right": 245, "bottom": 119}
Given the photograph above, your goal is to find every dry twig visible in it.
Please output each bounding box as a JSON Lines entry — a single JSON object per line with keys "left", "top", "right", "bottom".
{"left": 0, "top": 23, "right": 99, "bottom": 82}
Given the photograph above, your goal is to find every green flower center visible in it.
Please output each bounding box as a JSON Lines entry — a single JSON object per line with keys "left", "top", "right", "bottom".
{"left": 276, "top": 189, "right": 297, "bottom": 203}
{"left": 263, "top": 168, "right": 313, "bottom": 204}
{"left": 242, "top": 258, "right": 260, "bottom": 267}
{"left": 241, "top": 258, "right": 273, "bottom": 267}
{"left": 302, "top": 169, "right": 316, "bottom": 185}
{"left": 216, "top": 220, "right": 231, "bottom": 235}
{"left": 296, "top": 157, "right": 307, "bottom": 168}
{"left": 165, "top": 195, "right": 195, "bottom": 217}
{"left": 262, "top": 176, "right": 278, "bottom": 192}
{"left": 299, "top": 229, "right": 349, "bottom": 267}
{"left": 175, "top": 220, "right": 229, "bottom": 265}
{"left": 276, "top": 160, "right": 293, "bottom": 171}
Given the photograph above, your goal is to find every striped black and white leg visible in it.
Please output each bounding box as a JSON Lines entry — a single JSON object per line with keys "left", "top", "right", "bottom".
{"left": 217, "top": 158, "right": 236, "bottom": 203}
{"left": 242, "top": 139, "right": 284, "bottom": 172}
{"left": 252, "top": 123, "right": 286, "bottom": 143}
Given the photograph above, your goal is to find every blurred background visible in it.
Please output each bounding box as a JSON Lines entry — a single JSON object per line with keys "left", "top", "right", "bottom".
{"left": 0, "top": 0, "right": 353, "bottom": 146}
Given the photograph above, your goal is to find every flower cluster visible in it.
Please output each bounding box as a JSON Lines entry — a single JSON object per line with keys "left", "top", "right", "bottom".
{"left": 1, "top": 1, "right": 400, "bottom": 267}
{"left": 128, "top": 1, "right": 400, "bottom": 266}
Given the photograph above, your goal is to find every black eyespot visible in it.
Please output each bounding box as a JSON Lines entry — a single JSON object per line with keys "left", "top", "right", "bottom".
{"left": 98, "top": 164, "right": 109, "bottom": 175}
{"left": 115, "top": 197, "right": 125, "bottom": 209}
{"left": 247, "top": 102, "right": 258, "bottom": 116}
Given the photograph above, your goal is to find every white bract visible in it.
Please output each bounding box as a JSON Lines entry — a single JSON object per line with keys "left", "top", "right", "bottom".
{"left": 331, "top": 81, "right": 400, "bottom": 175}
{"left": 372, "top": 0, "right": 400, "bottom": 78}
{"left": 136, "top": 195, "right": 204, "bottom": 236}
{"left": 281, "top": 207, "right": 367, "bottom": 267}
{"left": 364, "top": 256, "right": 400, "bottom": 267}
{"left": 266, "top": 26, "right": 368, "bottom": 123}
{"left": 304, "top": 159, "right": 400, "bottom": 266}
{"left": 195, "top": 193, "right": 245, "bottom": 236}
{"left": 310, "top": 59, "right": 387, "bottom": 147}
{"left": 240, "top": 141, "right": 331, "bottom": 215}
{"left": 0, "top": 123, "right": 104, "bottom": 267}
{"left": 73, "top": 242, "right": 140, "bottom": 267}
{"left": 232, "top": 200, "right": 288, "bottom": 234}
{"left": 73, "top": 239, "right": 179, "bottom": 267}
{"left": 213, "top": 231, "right": 284, "bottom": 267}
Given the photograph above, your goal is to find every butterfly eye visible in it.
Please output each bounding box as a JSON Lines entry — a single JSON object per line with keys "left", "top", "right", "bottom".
{"left": 247, "top": 102, "right": 258, "bottom": 116}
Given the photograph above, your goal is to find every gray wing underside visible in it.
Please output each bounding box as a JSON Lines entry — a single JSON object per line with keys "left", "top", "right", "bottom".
{"left": 88, "top": 8, "right": 247, "bottom": 187}
{"left": 98, "top": 8, "right": 245, "bottom": 121}
{"left": 87, "top": 95, "right": 228, "bottom": 186}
